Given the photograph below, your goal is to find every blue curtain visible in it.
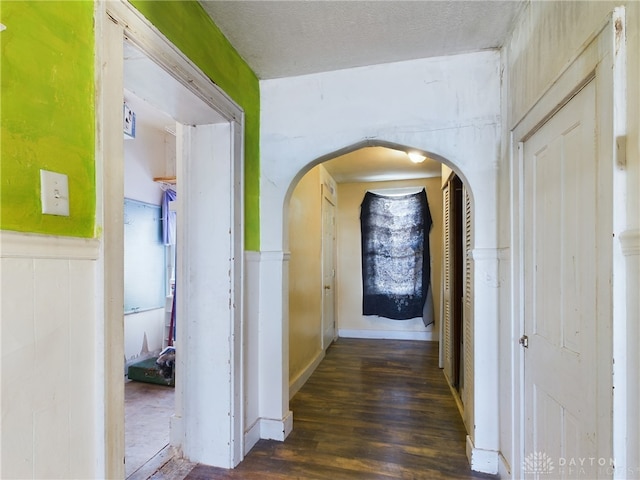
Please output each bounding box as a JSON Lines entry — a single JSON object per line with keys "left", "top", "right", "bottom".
{"left": 360, "top": 189, "right": 433, "bottom": 323}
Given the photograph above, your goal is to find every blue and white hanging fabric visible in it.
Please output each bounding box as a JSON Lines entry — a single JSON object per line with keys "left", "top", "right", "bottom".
{"left": 360, "top": 189, "right": 433, "bottom": 324}
{"left": 162, "top": 188, "right": 177, "bottom": 245}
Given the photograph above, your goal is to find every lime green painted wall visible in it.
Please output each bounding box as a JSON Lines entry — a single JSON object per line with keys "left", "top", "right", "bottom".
{"left": 0, "top": 1, "right": 96, "bottom": 237}
{"left": 1, "top": 1, "right": 261, "bottom": 248}
{"left": 130, "top": 0, "right": 261, "bottom": 250}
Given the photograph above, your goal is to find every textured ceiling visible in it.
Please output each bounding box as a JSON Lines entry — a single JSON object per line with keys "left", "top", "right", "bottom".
{"left": 200, "top": 0, "right": 524, "bottom": 80}
{"left": 197, "top": 1, "right": 525, "bottom": 183}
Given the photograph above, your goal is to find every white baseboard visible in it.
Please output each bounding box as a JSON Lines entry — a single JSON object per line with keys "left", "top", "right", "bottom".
{"left": 244, "top": 419, "right": 261, "bottom": 454}
{"left": 289, "top": 349, "right": 325, "bottom": 400}
{"left": 260, "top": 411, "right": 293, "bottom": 441}
{"left": 338, "top": 329, "right": 436, "bottom": 341}
{"left": 466, "top": 435, "right": 499, "bottom": 475}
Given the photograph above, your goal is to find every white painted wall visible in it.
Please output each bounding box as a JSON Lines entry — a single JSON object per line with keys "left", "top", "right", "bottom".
{"left": 336, "top": 177, "right": 442, "bottom": 341}
{"left": 124, "top": 307, "right": 167, "bottom": 364}
{"left": 123, "top": 113, "right": 175, "bottom": 366}
{"left": 259, "top": 50, "right": 502, "bottom": 468}
{"left": 499, "top": 2, "right": 640, "bottom": 477}
{"left": 124, "top": 119, "right": 171, "bottom": 204}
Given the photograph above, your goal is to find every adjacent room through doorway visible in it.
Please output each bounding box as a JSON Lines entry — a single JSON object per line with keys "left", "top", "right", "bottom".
{"left": 122, "top": 44, "right": 178, "bottom": 478}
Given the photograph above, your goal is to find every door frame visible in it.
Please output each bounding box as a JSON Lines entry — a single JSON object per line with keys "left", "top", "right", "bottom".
{"left": 95, "top": 2, "right": 245, "bottom": 476}
{"left": 442, "top": 174, "right": 464, "bottom": 390}
{"left": 510, "top": 9, "right": 626, "bottom": 477}
{"left": 321, "top": 185, "right": 337, "bottom": 350}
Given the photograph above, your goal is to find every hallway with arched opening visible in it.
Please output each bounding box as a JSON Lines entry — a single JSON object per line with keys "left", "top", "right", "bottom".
{"left": 254, "top": 143, "right": 479, "bottom": 479}
{"left": 254, "top": 49, "right": 503, "bottom": 475}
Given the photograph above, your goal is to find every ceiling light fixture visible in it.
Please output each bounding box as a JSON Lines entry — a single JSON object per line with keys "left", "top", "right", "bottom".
{"left": 407, "top": 152, "right": 426, "bottom": 163}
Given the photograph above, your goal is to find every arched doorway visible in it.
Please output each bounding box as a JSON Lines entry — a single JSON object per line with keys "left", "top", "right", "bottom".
{"left": 255, "top": 142, "right": 498, "bottom": 466}
{"left": 256, "top": 51, "right": 502, "bottom": 474}
{"left": 286, "top": 143, "right": 439, "bottom": 390}
{"left": 255, "top": 140, "right": 499, "bottom": 476}
{"left": 256, "top": 139, "right": 499, "bottom": 471}
{"left": 284, "top": 141, "right": 475, "bottom": 426}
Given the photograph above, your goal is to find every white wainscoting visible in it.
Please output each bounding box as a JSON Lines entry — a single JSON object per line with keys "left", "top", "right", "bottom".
{"left": 243, "top": 251, "right": 261, "bottom": 454}
{"left": 1, "top": 231, "right": 100, "bottom": 479}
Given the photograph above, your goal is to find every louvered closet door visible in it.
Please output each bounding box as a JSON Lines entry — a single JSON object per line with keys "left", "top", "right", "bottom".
{"left": 442, "top": 183, "right": 454, "bottom": 384}
{"left": 461, "top": 187, "right": 473, "bottom": 430}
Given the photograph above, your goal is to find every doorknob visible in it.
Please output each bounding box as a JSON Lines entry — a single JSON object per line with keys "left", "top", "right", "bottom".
{"left": 519, "top": 335, "right": 529, "bottom": 348}
{"left": 324, "top": 285, "right": 331, "bottom": 290}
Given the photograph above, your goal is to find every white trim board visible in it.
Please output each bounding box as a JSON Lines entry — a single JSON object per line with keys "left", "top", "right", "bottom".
{"left": 260, "top": 413, "right": 293, "bottom": 442}
{"left": 338, "top": 329, "right": 436, "bottom": 342}
{"left": 466, "top": 435, "right": 499, "bottom": 475}
{"left": 0, "top": 230, "right": 100, "bottom": 260}
{"left": 620, "top": 229, "right": 640, "bottom": 257}
{"left": 243, "top": 420, "right": 261, "bottom": 457}
{"left": 107, "top": 3, "right": 241, "bottom": 123}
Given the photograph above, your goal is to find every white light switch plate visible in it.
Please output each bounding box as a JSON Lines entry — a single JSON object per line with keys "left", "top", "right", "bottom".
{"left": 40, "top": 170, "right": 69, "bottom": 216}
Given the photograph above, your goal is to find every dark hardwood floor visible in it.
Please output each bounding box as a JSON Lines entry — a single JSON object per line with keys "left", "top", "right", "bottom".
{"left": 181, "top": 338, "right": 495, "bottom": 479}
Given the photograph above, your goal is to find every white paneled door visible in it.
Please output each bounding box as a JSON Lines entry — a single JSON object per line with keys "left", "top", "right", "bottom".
{"left": 523, "top": 80, "right": 604, "bottom": 478}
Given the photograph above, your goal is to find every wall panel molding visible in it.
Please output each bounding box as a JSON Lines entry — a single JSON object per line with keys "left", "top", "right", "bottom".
{"left": 0, "top": 230, "right": 100, "bottom": 260}
{"left": 620, "top": 229, "right": 640, "bottom": 257}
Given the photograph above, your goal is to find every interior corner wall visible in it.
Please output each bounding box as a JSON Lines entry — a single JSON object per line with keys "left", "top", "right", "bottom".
{"left": 500, "top": 1, "right": 640, "bottom": 475}
{"left": 288, "top": 165, "right": 324, "bottom": 387}
{"left": 336, "top": 177, "right": 443, "bottom": 340}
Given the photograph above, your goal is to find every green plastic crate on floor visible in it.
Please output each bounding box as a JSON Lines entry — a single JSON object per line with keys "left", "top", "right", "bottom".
{"left": 127, "top": 357, "right": 174, "bottom": 387}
